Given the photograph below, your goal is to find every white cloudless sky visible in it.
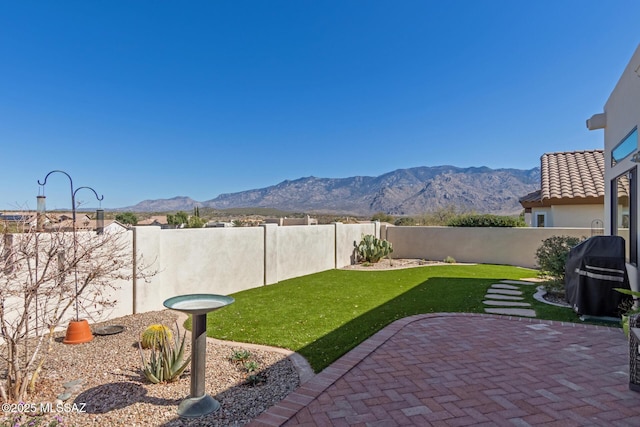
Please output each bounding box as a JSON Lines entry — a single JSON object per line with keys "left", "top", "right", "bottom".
{"left": 1, "top": 1, "right": 638, "bottom": 210}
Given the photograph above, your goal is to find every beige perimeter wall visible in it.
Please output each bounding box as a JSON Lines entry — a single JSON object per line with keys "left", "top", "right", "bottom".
{"left": 386, "top": 226, "right": 591, "bottom": 269}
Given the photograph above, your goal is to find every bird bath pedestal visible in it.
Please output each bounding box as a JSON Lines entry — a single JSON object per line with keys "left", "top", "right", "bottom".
{"left": 163, "top": 293, "right": 235, "bottom": 418}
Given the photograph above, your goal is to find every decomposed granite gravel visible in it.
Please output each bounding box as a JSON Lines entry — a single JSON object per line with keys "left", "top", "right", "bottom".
{"left": 1, "top": 310, "right": 300, "bottom": 427}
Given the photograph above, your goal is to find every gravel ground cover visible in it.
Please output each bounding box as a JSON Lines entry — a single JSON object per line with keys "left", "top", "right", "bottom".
{"left": 1, "top": 310, "right": 299, "bottom": 426}
{"left": 340, "top": 257, "right": 444, "bottom": 270}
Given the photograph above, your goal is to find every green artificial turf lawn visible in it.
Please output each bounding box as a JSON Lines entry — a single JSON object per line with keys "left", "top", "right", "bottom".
{"left": 191, "top": 264, "right": 580, "bottom": 372}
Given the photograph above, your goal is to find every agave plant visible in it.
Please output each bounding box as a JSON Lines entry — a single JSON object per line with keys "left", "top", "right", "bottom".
{"left": 138, "top": 322, "right": 191, "bottom": 384}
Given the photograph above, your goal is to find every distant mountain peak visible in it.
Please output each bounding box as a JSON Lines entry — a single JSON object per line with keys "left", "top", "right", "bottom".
{"left": 122, "top": 165, "right": 539, "bottom": 215}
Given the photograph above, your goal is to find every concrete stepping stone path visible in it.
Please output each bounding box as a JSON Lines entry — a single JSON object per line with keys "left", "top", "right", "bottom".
{"left": 501, "top": 280, "right": 538, "bottom": 286}
{"left": 491, "top": 284, "right": 520, "bottom": 290}
{"left": 482, "top": 300, "right": 532, "bottom": 307}
{"left": 485, "top": 294, "right": 525, "bottom": 301}
{"left": 486, "top": 288, "right": 523, "bottom": 296}
{"left": 483, "top": 281, "right": 537, "bottom": 318}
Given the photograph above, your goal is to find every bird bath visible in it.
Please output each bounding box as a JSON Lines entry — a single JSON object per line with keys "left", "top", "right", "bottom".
{"left": 163, "top": 293, "right": 235, "bottom": 418}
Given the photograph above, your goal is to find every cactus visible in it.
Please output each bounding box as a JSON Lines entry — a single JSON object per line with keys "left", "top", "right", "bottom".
{"left": 355, "top": 234, "right": 393, "bottom": 263}
{"left": 138, "top": 322, "right": 191, "bottom": 384}
{"left": 140, "top": 324, "right": 173, "bottom": 349}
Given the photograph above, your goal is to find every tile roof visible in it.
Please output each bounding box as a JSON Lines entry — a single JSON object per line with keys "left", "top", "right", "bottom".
{"left": 45, "top": 218, "right": 126, "bottom": 231}
{"left": 519, "top": 189, "right": 542, "bottom": 204}
{"left": 138, "top": 215, "right": 167, "bottom": 225}
{"left": 520, "top": 149, "right": 607, "bottom": 207}
{"left": 541, "top": 149, "right": 605, "bottom": 200}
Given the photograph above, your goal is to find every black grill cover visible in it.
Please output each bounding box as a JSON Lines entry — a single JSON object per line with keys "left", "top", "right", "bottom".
{"left": 565, "top": 235, "right": 631, "bottom": 317}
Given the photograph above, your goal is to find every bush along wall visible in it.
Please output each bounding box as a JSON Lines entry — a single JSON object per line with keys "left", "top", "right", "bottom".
{"left": 446, "top": 214, "right": 525, "bottom": 227}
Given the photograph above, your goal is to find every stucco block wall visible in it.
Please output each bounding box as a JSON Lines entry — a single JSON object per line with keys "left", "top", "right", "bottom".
{"left": 134, "top": 226, "right": 265, "bottom": 313}
{"left": 386, "top": 226, "right": 590, "bottom": 269}
{"left": 276, "top": 225, "right": 336, "bottom": 281}
{"left": 335, "top": 222, "right": 377, "bottom": 267}
{"left": 96, "top": 230, "right": 134, "bottom": 322}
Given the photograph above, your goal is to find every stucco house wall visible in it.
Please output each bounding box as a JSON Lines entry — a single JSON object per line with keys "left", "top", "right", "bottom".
{"left": 548, "top": 205, "right": 604, "bottom": 228}
{"left": 527, "top": 204, "right": 604, "bottom": 229}
{"left": 589, "top": 43, "right": 640, "bottom": 292}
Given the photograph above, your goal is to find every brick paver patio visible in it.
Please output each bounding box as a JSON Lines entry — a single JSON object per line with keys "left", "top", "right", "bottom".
{"left": 251, "top": 313, "right": 639, "bottom": 426}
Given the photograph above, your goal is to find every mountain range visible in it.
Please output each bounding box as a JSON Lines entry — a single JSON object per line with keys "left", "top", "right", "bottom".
{"left": 123, "top": 165, "right": 540, "bottom": 216}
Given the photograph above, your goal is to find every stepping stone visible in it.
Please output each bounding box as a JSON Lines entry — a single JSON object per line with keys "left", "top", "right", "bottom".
{"left": 63, "top": 379, "right": 84, "bottom": 388}
{"left": 491, "top": 284, "right": 520, "bottom": 290}
{"left": 483, "top": 300, "right": 531, "bottom": 307}
{"left": 484, "top": 308, "right": 537, "bottom": 317}
{"left": 501, "top": 280, "right": 537, "bottom": 286}
{"left": 57, "top": 391, "right": 72, "bottom": 401}
{"left": 482, "top": 294, "right": 524, "bottom": 301}
{"left": 487, "top": 289, "right": 522, "bottom": 296}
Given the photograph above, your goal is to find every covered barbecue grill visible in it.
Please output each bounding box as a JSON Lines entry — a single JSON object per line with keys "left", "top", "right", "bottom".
{"left": 565, "top": 235, "right": 631, "bottom": 317}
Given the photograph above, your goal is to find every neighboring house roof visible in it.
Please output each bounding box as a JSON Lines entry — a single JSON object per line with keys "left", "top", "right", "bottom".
{"left": 138, "top": 216, "right": 168, "bottom": 226}
{"left": 0, "top": 212, "right": 37, "bottom": 223}
{"left": 520, "top": 149, "right": 605, "bottom": 209}
{"left": 46, "top": 218, "right": 128, "bottom": 231}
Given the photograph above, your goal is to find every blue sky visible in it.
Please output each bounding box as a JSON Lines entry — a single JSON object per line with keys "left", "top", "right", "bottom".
{"left": 1, "top": 1, "right": 639, "bottom": 210}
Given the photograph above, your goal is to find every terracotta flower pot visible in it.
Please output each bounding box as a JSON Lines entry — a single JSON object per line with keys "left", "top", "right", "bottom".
{"left": 63, "top": 319, "right": 94, "bottom": 344}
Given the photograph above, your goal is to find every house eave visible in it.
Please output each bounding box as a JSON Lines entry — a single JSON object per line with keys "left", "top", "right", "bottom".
{"left": 521, "top": 196, "right": 604, "bottom": 209}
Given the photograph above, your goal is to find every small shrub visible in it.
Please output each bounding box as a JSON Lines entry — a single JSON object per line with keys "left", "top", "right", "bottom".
{"left": 443, "top": 256, "right": 456, "bottom": 264}
{"left": 115, "top": 212, "right": 138, "bottom": 225}
{"left": 228, "top": 350, "right": 267, "bottom": 386}
{"left": 535, "top": 235, "right": 584, "bottom": 282}
{"left": 230, "top": 349, "right": 252, "bottom": 363}
{"left": 541, "top": 279, "right": 565, "bottom": 297}
{"left": 371, "top": 212, "right": 394, "bottom": 223}
{"left": 394, "top": 217, "right": 416, "bottom": 226}
{"left": 186, "top": 216, "right": 206, "bottom": 228}
{"left": 244, "top": 360, "right": 259, "bottom": 373}
{"left": 140, "top": 324, "right": 173, "bottom": 349}
{"left": 355, "top": 234, "right": 393, "bottom": 263}
{"left": 245, "top": 374, "right": 267, "bottom": 386}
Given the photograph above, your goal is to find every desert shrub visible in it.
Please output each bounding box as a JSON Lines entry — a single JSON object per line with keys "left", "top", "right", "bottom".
{"left": 394, "top": 217, "right": 416, "bottom": 226}
{"left": 418, "top": 205, "right": 460, "bottom": 226}
{"left": 230, "top": 349, "right": 252, "bottom": 362}
{"left": 446, "top": 214, "right": 525, "bottom": 227}
{"left": 186, "top": 216, "right": 206, "bottom": 228}
{"left": 541, "top": 279, "right": 566, "bottom": 297}
{"left": 371, "top": 212, "right": 394, "bottom": 223}
{"left": 115, "top": 212, "right": 138, "bottom": 225}
{"left": 535, "top": 235, "right": 584, "bottom": 282}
